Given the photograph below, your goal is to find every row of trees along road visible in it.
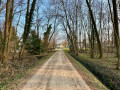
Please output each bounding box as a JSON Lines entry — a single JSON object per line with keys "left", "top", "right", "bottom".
{"left": 48, "top": 0, "right": 120, "bottom": 69}
{"left": 0, "top": 0, "right": 120, "bottom": 69}
{"left": 0, "top": 0, "right": 58, "bottom": 62}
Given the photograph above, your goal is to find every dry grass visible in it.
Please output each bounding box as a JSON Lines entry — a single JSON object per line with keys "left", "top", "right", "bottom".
{"left": 0, "top": 51, "right": 55, "bottom": 90}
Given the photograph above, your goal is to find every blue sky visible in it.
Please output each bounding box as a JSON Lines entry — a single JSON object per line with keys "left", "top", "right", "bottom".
{"left": 0, "top": 0, "right": 112, "bottom": 43}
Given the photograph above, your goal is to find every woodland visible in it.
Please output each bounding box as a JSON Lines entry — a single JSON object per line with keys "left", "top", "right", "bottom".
{"left": 0, "top": 0, "right": 120, "bottom": 89}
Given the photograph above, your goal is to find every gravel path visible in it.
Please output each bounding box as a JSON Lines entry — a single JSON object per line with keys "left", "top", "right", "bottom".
{"left": 21, "top": 51, "right": 90, "bottom": 90}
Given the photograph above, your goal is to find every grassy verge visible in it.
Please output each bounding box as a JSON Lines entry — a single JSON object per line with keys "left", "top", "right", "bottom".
{"left": 0, "top": 51, "right": 56, "bottom": 90}
{"left": 65, "top": 50, "right": 120, "bottom": 90}
{"left": 64, "top": 50, "right": 108, "bottom": 90}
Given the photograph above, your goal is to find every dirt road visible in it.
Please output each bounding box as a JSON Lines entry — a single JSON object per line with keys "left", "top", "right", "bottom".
{"left": 21, "top": 51, "right": 90, "bottom": 90}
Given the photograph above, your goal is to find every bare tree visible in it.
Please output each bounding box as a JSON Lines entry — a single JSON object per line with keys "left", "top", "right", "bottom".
{"left": 112, "top": 0, "right": 120, "bottom": 69}
{"left": 86, "top": 0, "right": 103, "bottom": 58}
{"left": 2, "top": 0, "right": 11, "bottom": 62}
{"left": 19, "top": 0, "right": 37, "bottom": 58}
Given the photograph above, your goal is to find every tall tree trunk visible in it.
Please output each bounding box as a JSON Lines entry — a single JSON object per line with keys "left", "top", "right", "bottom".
{"left": 112, "top": 0, "right": 120, "bottom": 69}
{"left": 7, "top": 0, "right": 14, "bottom": 57}
{"left": 19, "top": 0, "right": 36, "bottom": 58}
{"left": 79, "top": 30, "right": 81, "bottom": 51}
{"left": 2, "top": 0, "right": 10, "bottom": 62}
{"left": 37, "top": 5, "right": 40, "bottom": 37}
{"left": 86, "top": 0, "right": 103, "bottom": 58}
{"left": 100, "top": 1, "right": 103, "bottom": 43}
{"left": 88, "top": 0, "right": 94, "bottom": 58}
{"left": 84, "top": 30, "right": 86, "bottom": 50}
{"left": 91, "top": 22, "right": 95, "bottom": 58}
{"left": 108, "top": 0, "right": 117, "bottom": 56}
{"left": 19, "top": 0, "right": 30, "bottom": 59}
{"left": 75, "top": 1, "right": 79, "bottom": 55}
{"left": 107, "top": 13, "right": 110, "bottom": 57}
